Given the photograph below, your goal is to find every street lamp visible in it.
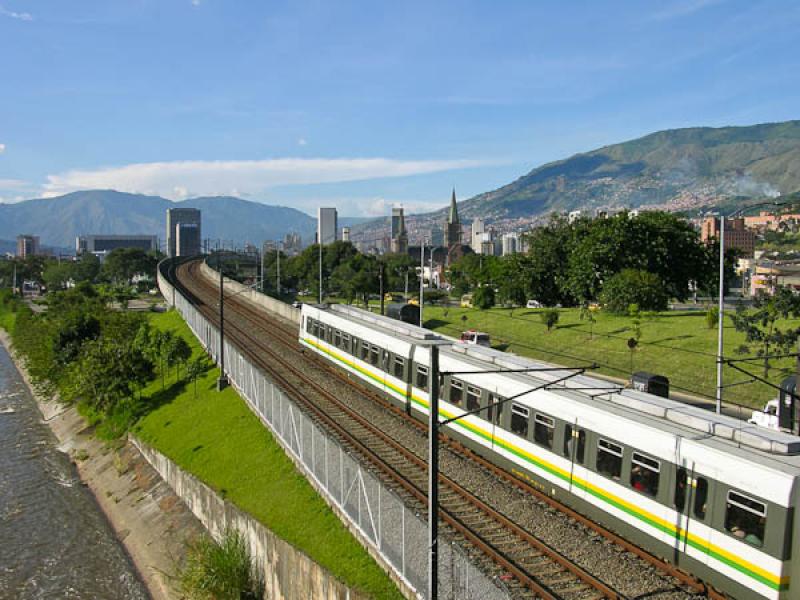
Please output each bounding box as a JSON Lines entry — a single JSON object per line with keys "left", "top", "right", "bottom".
{"left": 715, "top": 201, "right": 788, "bottom": 413}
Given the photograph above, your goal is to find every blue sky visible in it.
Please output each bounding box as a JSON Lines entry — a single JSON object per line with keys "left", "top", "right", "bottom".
{"left": 1, "top": 0, "right": 799, "bottom": 216}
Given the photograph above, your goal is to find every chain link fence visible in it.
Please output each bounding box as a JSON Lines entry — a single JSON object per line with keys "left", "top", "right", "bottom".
{"left": 164, "top": 271, "right": 510, "bottom": 600}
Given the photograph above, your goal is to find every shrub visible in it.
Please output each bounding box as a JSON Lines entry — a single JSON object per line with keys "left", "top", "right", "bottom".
{"left": 705, "top": 305, "right": 719, "bottom": 329}
{"left": 600, "top": 269, "right": 668, "bottom": 314}
{"left": 472, "top": 286, "right": 496, "bottom": 310}
{"left": 540, "top": 308, "right": 559, "bottom": 332}
{"left": 180, "top": 529, "right": 261, "bottom": 600}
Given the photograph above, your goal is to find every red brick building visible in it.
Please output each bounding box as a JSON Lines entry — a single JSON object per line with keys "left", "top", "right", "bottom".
{"left": 701, "top": 217, "right": 755, "bottom": 257}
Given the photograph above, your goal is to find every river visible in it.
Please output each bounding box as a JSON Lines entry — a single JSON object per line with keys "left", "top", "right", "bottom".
{"left": 0, "top": 344, "right": 150, "bottom": 599}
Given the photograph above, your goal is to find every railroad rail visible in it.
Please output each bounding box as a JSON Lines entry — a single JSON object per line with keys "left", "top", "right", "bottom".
{"left": 171, "top": 258, "right": 717, "bottom": 599}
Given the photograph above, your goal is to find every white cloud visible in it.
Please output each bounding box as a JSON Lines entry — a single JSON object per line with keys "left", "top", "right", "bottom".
{"left": 42, "top": 157, "right": 489, "bottom": 200}
{"left": 0, "top": 143, "right": 5, "bottom": 153}
{"left": 297, "top": 138, "right": 307, "bottom": 146}
{"left": 0, "top": 4, "right": 32, "bottom": 20}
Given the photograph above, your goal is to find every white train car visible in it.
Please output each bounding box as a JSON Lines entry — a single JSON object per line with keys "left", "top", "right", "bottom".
{"left": 300, "top": 303, "right": 800, "bottom": 600}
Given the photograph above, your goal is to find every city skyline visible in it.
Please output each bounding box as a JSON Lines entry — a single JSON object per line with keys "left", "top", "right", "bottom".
{"left": 2, "top": 1, "right": 800, "bottom": 215}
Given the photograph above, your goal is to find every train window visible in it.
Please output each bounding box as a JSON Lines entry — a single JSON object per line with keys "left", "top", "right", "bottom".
{"left": 597, "top": 439, "right": 623, "bottom": 480}
{"left": 306, "top": 318, "right": 313, "bottom": 334}
{"left": 360, "top": 342, "right": 369, "bottom": 361}
{"left": 487, "top": 394, "right": 504, "bottom": 424}
{"left": 334, "top": 330, "right": 342, "bottom": 348}
{"left": 311, "top": 321, "right": 319, "bottom": 337}
{"left": 416, "top": 366, "right": 429, "bottom": 390}
{"left": 563, "top": 425, "right": 573, "bottom": 457}
{"left": 534, "top": 414, "right": 555, "bottom": 449}
{"left": 630, "top": 452, "right": 660, "bottom": 498}
{"left": 370, "top": 346, "right": 380, "bottom": 367}
{"left": 694, "top": 478, "right": 708, "bottom": 520}
{"left": 393, "top": 357, "right": 405, "bottom": 379}
{"left": 342, "top": 334, "right": 351, "bottom": 353}
{"left": 510, "top": 404, "right": 529, "bottom": 438}
{"left": 674, "top": 468, "right": 688, "bottom": 512}
{"left": 576, "top": 430, "right": 586, "bottom": 464}
{"left": 725, "top": 491, "right": 766, "bottom": 547}
{"left": 450, "top": 380, "right": 464, "bottom": 406}
{"left": 466, "top": 386, "right": 481, "bottom": 412}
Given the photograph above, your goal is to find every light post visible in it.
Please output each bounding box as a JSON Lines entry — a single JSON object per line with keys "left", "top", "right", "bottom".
{"left": 715, "top": 201, "right": 788, "bottom": 412}
{"left": 276, "top": 241, "right": 281, "bottom": 297}
{"left": 319, "top": 242, "right": 323, "bottom": 304}
{"left": 419, "top": 239, "right": 426, "bottom": 327}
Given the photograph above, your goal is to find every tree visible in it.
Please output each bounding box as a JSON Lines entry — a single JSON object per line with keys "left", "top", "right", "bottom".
{"left": 171, "top": 337, "right": 192, "bottom": 380}
{"left": 186, "top": 357, "right": 207, "bottom": 398}
{"left": 42, "top": 262, "right": 73, "bottom": 292}
{"left": 472, "top": 286, "right": 496, "bottom": 310}
{"left": 580, "top": 304, "right": 598, "bottom": 340}
{"left": 520, "top": 215, "right": 583, "bottom": 307}
{"left": 102, "top": 248, "right": 157, "bottom": 284}
{"left": 540, "top": 308, "right": 559, "bottom": 333}
{"left": 71, "top": 253, "right": 101, "bottom": 284}
{"left": 730, "top": 288, "right": 800, "bottom": 377}
{"left": 599, "top": 269, "right": 668, "bottom": 314}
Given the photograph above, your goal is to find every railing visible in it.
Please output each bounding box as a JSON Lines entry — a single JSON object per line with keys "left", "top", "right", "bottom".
{"left": 157, "top": 259, "right": 509, "bottom": 600}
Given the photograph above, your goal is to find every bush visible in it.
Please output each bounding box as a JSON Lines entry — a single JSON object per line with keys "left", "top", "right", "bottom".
{"left": 180, "top": 529, "right": 261, "bottom": 600}
{"left": 472, "top": 286, "right": 496, "bottom": 310}
{"left": 540, "top": 308, "right": 559, "bottom": 332}
{"left": 705, "top": 305, "right": 719, "bottom": 329}
{"left": 600, "top": 269, "right": 668, "bottom": 314}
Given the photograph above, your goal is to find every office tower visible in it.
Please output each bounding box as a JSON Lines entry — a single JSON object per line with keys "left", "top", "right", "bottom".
{"left": 318, "top": 207, "right": 338, "bottom": 245}
{"left": 16, "top": 234, "right": 40, "bottom": 258}
{"left": 166, "top": 208, "right": 202, "bottom": 257}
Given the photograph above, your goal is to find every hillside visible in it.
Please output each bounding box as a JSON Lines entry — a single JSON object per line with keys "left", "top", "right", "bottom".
{"left": 458, "top": 120, "right": 800, "bottom": 222}
{"left": 0, "top": 191, "right": 322, "bottom": 249}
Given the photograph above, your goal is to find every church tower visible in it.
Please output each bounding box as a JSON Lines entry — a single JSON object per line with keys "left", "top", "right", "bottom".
{"left": 445, "top": 188, "right": 461, "bottom": 248}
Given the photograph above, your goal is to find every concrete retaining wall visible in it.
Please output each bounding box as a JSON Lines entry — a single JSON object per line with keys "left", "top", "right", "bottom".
{"left": 199, "top": 261, "right": 301, "bottom": 325}
{"left": 132, "top": 437, "right": 367, "bottom": 600}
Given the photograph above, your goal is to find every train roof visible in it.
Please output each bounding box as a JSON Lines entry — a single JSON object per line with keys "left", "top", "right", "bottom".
{"left": 309, "top": 304, "right": 800, "bottom": 468}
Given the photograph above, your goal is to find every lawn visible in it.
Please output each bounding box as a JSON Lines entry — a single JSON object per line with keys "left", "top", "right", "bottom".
{"left": 422, "top": 304, "right": 799, "bottom": 409}
{"left": 134, "top": 310, "right": 401, "bottom": 599}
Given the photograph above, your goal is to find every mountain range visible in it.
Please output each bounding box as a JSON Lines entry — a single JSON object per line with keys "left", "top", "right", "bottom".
{"left": 3, "top": 120, "right": 800, "bottom": 249}
{"left": 452, "top": 120, "right": 800, "bottom": 223}
{"left": 0, "top": 191, "right": 366, "bottom": 250}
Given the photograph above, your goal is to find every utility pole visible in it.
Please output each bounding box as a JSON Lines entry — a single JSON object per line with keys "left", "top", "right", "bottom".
{"left": 428, "top": 345, "right": 440, "bottom": 600}
{"left": 217, "top": 255, "right": 228, "bottom": 391}
{"left": 276, "top": 242, "right": 281, "bottom": 297}
{"left": 404, "top": 268, "right": 409, "bottom": 299}
{"left": 419, "top": 239, "right": 425, "bottom": 327}
{"left": 260, "top": 243, "right": 265, "bottom": 293}
{"left": 319, "top": 242, "right": 323, "bottom": 304}
{"left": 11, "top": 262, "right": 17, "bottom": 296}
{"left": 716, "top": 216, "right": 725, "bottom": 415}
{"left": 379, "top": 263, "right": 384, "bottom": 316}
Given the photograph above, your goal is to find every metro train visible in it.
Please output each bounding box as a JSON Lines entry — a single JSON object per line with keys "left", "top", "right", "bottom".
{"left": 299, "top": 303, "right": 800, "bottom": 600}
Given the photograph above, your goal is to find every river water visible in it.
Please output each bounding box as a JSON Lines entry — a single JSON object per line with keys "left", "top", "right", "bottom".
{"left": 0, "top": 344, "right": 150, "bottom": 599}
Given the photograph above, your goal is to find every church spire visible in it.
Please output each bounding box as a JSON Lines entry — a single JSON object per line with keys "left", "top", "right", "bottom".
{"left": 448, "top": 188, "right": 459, "bottom": 225}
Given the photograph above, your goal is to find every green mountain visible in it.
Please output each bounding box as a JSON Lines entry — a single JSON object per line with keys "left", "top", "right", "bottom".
{"left": 457, "top": 120, "right": 800, "bottom": 221}
{"left": 0, "top": 190, "right": 323, "bottom": 249}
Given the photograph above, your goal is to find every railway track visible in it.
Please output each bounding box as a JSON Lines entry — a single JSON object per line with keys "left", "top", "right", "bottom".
{"left": 173, "top": 260, "right": 625, "bottom": 600}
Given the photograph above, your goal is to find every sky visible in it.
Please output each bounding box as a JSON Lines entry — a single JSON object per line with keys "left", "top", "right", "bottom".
{"left": 1, "top": 0, "right": 799, "bottom": 216}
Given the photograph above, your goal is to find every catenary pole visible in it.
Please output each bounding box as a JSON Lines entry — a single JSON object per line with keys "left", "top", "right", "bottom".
{"left": 319, "top": 242, "right": 323, "bottom": 304}
{"left": 419, "top": 239, "right": 425, "bottom": 327}
{"left": 217, "top": 254, "right": 228, "bottom": 391}
{"left": 428, "top": 345, "right": 440, "bottom": 600}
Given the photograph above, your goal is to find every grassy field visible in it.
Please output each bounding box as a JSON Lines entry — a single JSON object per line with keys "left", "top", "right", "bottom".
{"left": 134, "top": 310, "right": 401, "bottom": 599}
{"left": 422, "top": 304, "right": 799, "bottom": 409}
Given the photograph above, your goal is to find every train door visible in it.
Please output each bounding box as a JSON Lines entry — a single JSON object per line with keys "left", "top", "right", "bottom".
{"left": 685, "top": 464, "right": 716, "bottom": 568}
{"left": 563, "top": 420, "right": 588, "bottom": 501}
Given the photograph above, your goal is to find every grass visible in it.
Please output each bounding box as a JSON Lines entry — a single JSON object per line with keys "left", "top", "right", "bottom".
{"left": 423, "top": 304, "right": 800, "bottom": 408}
{"left": 134, "top": 309, "right": 401, "bottom": 600}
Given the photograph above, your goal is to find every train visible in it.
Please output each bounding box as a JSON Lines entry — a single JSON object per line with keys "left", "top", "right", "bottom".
{"left": 299, "top": 302, "right": 800, "bottom": 600}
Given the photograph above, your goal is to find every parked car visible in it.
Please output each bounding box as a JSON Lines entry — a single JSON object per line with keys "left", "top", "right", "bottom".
{"left": 526, "top": 299, "right": 542, "bottom": 309}
{"left": 459, "top": 330, "right": 491, "bottom": 346}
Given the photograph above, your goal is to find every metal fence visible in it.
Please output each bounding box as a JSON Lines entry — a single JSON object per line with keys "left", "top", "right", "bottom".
{"left": 163, "top": 271, "right": 510, "bottom": 600}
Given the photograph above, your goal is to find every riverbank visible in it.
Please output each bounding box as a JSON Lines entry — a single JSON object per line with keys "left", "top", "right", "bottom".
{"left": 0, "top": 329, "right": 205, "bottom": 600}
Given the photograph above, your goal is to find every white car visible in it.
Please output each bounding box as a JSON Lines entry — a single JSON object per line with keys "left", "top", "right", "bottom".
{"left": 526, "top": 300, "right": 542, "bottom": 309}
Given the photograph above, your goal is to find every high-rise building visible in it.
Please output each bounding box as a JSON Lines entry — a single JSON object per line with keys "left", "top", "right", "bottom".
{"left": 390, "top": 206, "right": 408, "bottom": 254}
{"left": 502, "top": 232, "right": 519, "bottom": 256}
{"left": 318, "top": 207, "right": 338, "bottom": 245}
{"left": 471, "top": 218, "right": 485, "bottom": 253}
{"left": 445, "top": 189, "right": 461, "bottom": 249}
{"left": 76, "top": 234, "right": 158, "bottom": 256}
{"left": 342, "top": 227, "right": 351, "bottom": 243}
{"left": 16, "top": 234, "right": 40, "bottom": 258}
{"left": 166, "top": 208, "right": 202, "bottom": 257}
{"left": 282, "top": 232, "right": 302, "bottom": 255}
{"left": 701, "top": 216, "right": 756, "bottom": 258}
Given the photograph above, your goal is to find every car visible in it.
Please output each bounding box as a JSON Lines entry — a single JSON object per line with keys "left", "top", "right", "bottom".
{"left": 459, "top": 330, "right": 491, "bottom": 346}
{"left": 526, "top": 299, "right": 542, "bottom": 309}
